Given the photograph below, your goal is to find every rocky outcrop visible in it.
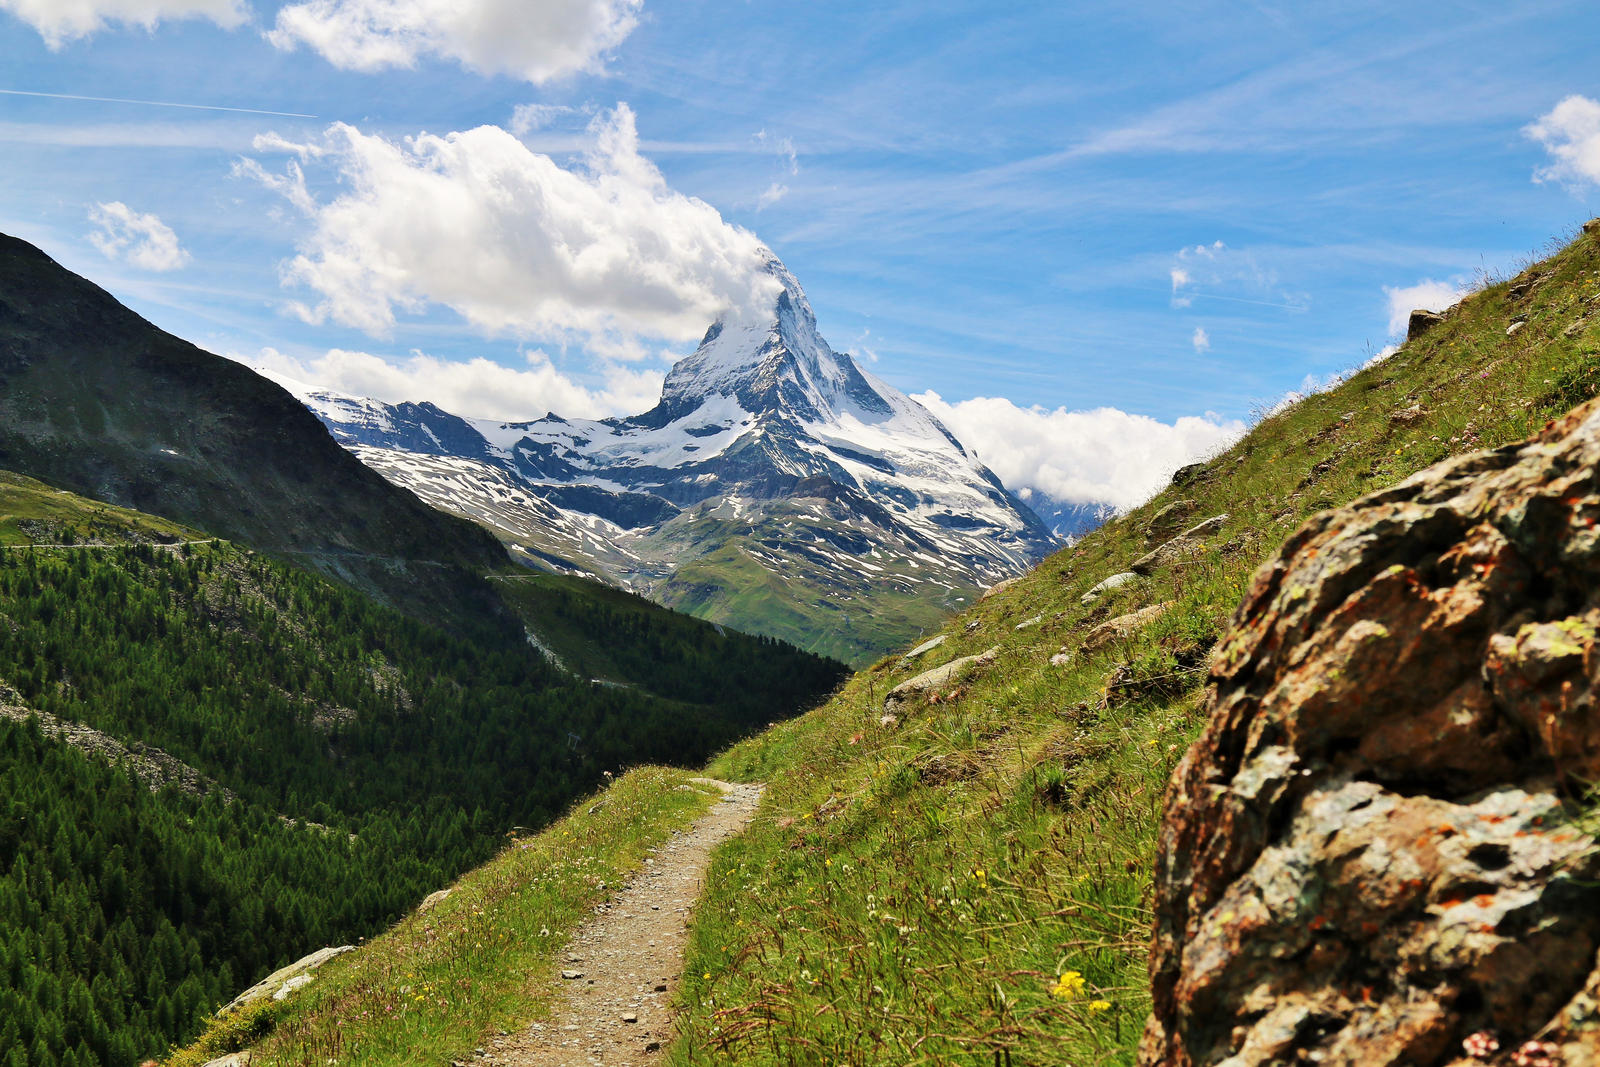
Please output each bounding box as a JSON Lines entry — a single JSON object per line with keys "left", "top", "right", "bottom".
{"left": 1131, "top": 515, "right": 1227, "bottom": 576}
{"left": 902, "top": 634, "right": 948, "bottom": 661}
{"left": 1407, "top": 308, "right": 1445, "bottom": 340}
{"left": 884, "top": 647, "right": 999, "bottom": 710}
{"left": 0, "top": 687, "right": 231, "bottom": 799}
{"left": 1142, "top": 400, "right": 1600, "bottom": 1067}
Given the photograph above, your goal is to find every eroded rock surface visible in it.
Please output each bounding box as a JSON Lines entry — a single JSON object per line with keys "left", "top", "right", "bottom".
{"left": 1143, "top": 400, "right": 1600, "bottom": 1067}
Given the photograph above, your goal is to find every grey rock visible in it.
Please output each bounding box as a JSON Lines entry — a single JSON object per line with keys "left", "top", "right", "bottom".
{"left": 1081, "top": 602, "right": 1173, "bottom": 654}
{"left": 220, "top": 945, "right": 354, "bottom": 1015}
{"left": 1080, "top": 571, "right": 1139, "bottom": 605}
{"left": 1130, "top": 515, "right": 1227, "bottom": 576}
{"left": 1406, "top": 307, "right": 1444, "bottom": 340}
{"left": 902, "top": 634, "right": 947, "bottom": 660}
{"left": 980, "top": 576, "right": 1022, "bottom": 601}
{"left": 1143, "top": 396, "right": 1600, "bottom": 1067}
{"left": 1144, "top": 499, "right": 1196, "bottom": 546}
{"left": 884, "top": 647, "right": 1000, "bottom": 709}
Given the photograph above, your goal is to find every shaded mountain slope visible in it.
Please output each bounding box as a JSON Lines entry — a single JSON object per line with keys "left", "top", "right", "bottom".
{"left": 0, "top": 233, "right": 509, "bottom": 624}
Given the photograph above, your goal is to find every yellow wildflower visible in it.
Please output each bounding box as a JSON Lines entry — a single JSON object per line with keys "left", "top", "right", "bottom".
{"left": 1088, "top": 1000, "right": 1112, "bottom": 1012}
{"left": 1050, "top": 970, "right": 1087, "bottom": 1001}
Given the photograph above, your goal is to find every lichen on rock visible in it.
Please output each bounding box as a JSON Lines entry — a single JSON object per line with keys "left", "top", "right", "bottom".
{"left": 1143, "top": 398, "right": 1600, "bottom": 1067}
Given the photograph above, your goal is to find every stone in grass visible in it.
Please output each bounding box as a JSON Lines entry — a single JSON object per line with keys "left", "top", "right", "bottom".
{"left": 1130, "top": 515, "right": 1227, "bottom": 576}
{"left": 883, "top": 647, "right": 1000, "bottom": 711}
{"left": 1144, "top": 499, "right": 1197, "bottom": 546}
{"left": 561, "top": 970, "right": 583, "bottom": 980}
{"left": 1081, "top": 601, "right": 1174, "bottom": 654}
{"left": 1406, "top": 307, "right": 1444, "bottom": 341}
{"left": 1081, "top": 571, "right": 1139, "bottom": 605}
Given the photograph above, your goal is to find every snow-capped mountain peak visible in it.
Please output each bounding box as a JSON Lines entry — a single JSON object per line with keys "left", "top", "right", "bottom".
{"left": 283, "top": 253, "right": 1060, "bottom": 663}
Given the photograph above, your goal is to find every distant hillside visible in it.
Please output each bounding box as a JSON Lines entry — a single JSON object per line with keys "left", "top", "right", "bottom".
{"left": 184, "top": 221, "right": 1600, "bottom": 1067}
{"left": 0, "top": 472, "right": 846, "bottom": 1067}
{"left": 0, "top": 232, "right": 509, "bottom": 626}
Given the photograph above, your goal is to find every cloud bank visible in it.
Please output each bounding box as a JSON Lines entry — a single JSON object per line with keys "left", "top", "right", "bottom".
{"left": 242, "top": 346, "right": 664, "bottom": 423}
{"left": 1526, "top": 94, "right": 1600, "bottom": 190}
{"left": 0, "top": 0, "right": 245, "bottom": 45}
{"left": 241, "top": 105, "right": 779, "bottom": 348}
{"left": 914, "top": 391, "right": 1245, "bottom": 512}
{"left": 87, "top": 201, "right": 190, "bottom": 271}
{"left": 268, "top": 0, "right": 642, "bottom": 83}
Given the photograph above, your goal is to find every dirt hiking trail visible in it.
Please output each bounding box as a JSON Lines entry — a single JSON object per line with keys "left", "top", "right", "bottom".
{"left": 483, "top": 778, "right": 763, "bottom": 1067}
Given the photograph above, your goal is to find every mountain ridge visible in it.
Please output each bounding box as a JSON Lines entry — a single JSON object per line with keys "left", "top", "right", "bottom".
{"left": 0, "top": 231, "right": 512, "bottom": 627}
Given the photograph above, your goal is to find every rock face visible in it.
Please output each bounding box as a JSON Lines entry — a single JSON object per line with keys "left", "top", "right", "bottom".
{"left": 1143, "top": 399, "right": 1600, "bottom": 1067}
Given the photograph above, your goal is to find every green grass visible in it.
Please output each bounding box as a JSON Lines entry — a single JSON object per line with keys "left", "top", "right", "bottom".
{"left": 167, "top": 768, "right": 722, "bottom": 1067}
{"left": 663, "top": 224, "right": 1600, "bottom": 1064}
{"left": 0, "top": 469, "right": 200, "bottom": 546}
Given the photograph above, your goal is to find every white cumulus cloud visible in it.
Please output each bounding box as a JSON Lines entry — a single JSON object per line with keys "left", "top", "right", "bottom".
{"left": 268, "top": 0, "right": 641, "bottom": 83}
{"left": 913, "top": 391, "right": 1245, "bottom": 512}
{"left": 1191, "top": 326, "right": 1210, "bottom": 353}
{"left": 1526, "top": 94, "right": 1600, "bottom": 190}
{"left": 1382, "top": 278, "right": 1467, "bottom": 336}
{"left": 0, "top": 0, "right": 246, "bottom": 46}
{"left": 240, "top": 104, "right": 780, "bottom": 347}
{"left": 241, "top": 346, "right": 664, "bottom": 422}
{"left": 87, "top": 201, "right": 191, "bottom": 271}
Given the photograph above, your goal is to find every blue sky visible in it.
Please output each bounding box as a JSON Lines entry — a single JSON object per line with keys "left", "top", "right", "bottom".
{"left": 2, "top": 0, "right": 1598, "bottom": 507}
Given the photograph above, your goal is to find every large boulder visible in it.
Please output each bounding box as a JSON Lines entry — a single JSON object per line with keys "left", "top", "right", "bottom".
{"left": 1143, "top": 400, "right": 1600, "bottom": 1067}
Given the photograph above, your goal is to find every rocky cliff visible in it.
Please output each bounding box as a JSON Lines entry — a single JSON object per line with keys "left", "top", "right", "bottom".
{"left": 1144, "top": 397, "right": 1600, "bottom": 1067}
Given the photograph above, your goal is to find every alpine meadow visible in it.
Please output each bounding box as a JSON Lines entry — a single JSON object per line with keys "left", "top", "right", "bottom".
{"left": 2, "top": 4, "right": 1600, "bottom": 1067}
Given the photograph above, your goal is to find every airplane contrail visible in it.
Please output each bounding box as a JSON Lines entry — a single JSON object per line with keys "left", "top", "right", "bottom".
{"left": 0, "top": 88, "right": 316, "bottom": 119}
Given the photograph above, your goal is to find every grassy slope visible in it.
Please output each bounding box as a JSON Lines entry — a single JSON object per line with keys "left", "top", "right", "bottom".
{"left": 164, "top": 223, "right": 1600, "bottom": 1067}
{"left": 661, "top": 225, "right": 1600, "bottom": 1064}
{"left": 168, "top": 769, "right": 721, "bottom": 1067}
{"left": 0, "top": 469, "right": 200, "bottom": 546}
{"left": 653, "top": 505, "right": 972, "bottom": 667}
